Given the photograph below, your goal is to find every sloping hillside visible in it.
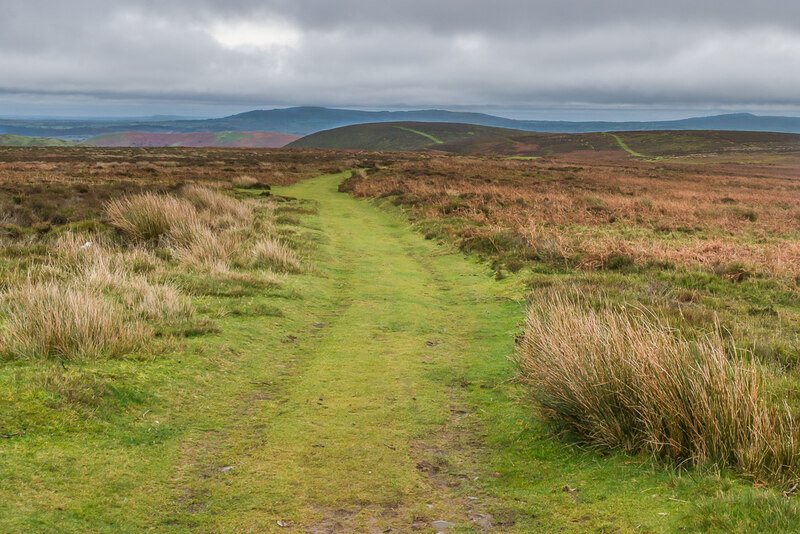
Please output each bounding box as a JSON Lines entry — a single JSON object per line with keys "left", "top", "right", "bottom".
{"left": 85, "top": 131, "right": 299, "bottom": 148}
{"left": 287, "top": 122, "right": 526, "bottom": 150}
{"left": 0, "top": 134, "right": 77, "bottom": 147}
{"left": 296, "top": 124, "right": 800, "bottom": 159}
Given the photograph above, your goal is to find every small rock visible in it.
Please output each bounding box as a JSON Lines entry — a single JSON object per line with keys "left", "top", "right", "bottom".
{"left": 431, "top": 520, "right": 455, "bottom": 530}
{"left": 221, "top": 466, "right": 234, "bottom": 473}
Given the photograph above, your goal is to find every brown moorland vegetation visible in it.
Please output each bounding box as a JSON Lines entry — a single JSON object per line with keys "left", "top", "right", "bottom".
{"left": 3, "top": 142, "right": 800, "bottom": 491}
{"left": 342, "top": 153, "right": 800, "bottom": 280}
{"left": 340, "top": 144, "right": 800, "bottom": 485}
{"left": 0, "top": 146, "right": 386, "bottom": 231}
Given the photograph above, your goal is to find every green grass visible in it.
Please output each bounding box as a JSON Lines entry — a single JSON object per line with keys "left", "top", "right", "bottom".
{"left": 394, "top": 125, "right": 444, "bottom": 144}
{"left": 607, "top": 132, "right": 647, "bottom": 158}
{"left": 1, "top": 172, "right": 797, "bottom": 532}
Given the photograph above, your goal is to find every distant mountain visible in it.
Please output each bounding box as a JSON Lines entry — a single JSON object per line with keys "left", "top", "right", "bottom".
{"left": 85, "top": 131, "right": 299, "bottom": 148}
{"left": 287, "top": 122, "right": 525, "bottom": 150}
{"left": 211, "top": 108, "right": 800, "bottom": 136}
{"left": 3, "top": 107, "right": 800, "bottom": 139}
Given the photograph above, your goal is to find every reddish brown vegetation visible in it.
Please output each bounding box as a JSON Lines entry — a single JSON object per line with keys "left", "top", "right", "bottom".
{"left": 0, "top": 147, "right": 376, "bottom": 230}
{"left": 343, "top": 152, "right": 800, "bottom": 280}
{"left": 87, "top": 131, "right": 300, "bottom": 148}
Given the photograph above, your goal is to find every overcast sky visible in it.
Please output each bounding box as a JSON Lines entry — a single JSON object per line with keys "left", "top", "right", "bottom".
{"left": 2, "top": 0, "right": 800, "bottom": 119}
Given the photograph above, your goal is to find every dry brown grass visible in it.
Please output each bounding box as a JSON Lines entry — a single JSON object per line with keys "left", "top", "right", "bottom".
{"left": 516, "top": 290, "right": 800, "bottom": 485}
{"left": 105, "top": 192, "right": 199, "bottom": 242}
{"left": 0, "top": 281, "right": 149, "bottom": 361}
{"left": 251, "top": 237, "right": 302, "bottom": 273}
{"left": 180, "top": 184, "right": 252, "bottom": 226}
{"left": 168, "top": 224, "right": 245, "bottom": 269}
{"left": 344, "top": 154, "right": 800, "bottom": 279}
{"left": 232, "top": 175, "right": 259, "bottom": 188}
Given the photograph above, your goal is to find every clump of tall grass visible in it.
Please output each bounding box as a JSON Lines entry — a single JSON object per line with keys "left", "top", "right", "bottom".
{"left": 52, "top": 231, "right": 194, "bottom": 324}
{"left": 0, "top": 281, "right": 149, "bottom": 361}
{"left": 231, "top": 175, "right": 259, "bottom": 188}
{"left": 251, "top": 237, "right": 302, "bottom": 273}
{"left": 516, "top": 290, "right": 800, "bottom": 486}
{"left": 180, "top": 185, "right": 251, "bottom": 226}
{"left": 105, "top": 193, "right": 199, "bottom": 242}
{"left": 168, "top": 224, "right": 245, "bottom": 270}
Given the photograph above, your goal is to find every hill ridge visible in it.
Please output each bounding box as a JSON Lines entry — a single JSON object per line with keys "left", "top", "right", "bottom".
{"left": 5, "top": 108, "right": 800, "bottom": 139}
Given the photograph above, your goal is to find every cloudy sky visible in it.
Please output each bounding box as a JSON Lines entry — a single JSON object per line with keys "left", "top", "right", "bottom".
{"left": 2, "top": 0, "right": 800, "bottom": 119}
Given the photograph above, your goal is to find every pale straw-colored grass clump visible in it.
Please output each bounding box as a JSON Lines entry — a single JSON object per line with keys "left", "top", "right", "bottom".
{"left": 516, "top": 290, "right": 800, "bottom": 486}
{"left": 251, "top": 237, "right": 302, "bottom": 273}
{"left": 181, "top": 185, "right": 252, "bottom": 226}
{"left": 231, "top": 175, "right": 259, "bottom": 188}
{"left": 105, "top": 193, "right": 199, "bottom": 242}
{"left": 0, "top": 281, "right": 149, "bottom": 361}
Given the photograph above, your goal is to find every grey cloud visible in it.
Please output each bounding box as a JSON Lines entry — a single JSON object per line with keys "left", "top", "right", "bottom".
{"left": 2, "top": 1, "right": 800, "bottom": 115}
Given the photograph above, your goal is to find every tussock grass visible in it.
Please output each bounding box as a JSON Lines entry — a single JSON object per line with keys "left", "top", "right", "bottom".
{"left": 516, "top": 290, "right": 800, "bottom": 486}
{"left": 119, "top": 277, "right": 194, "bottom": 323}
{"left": 0, "top": 281, "right": 149, "bottom": 361}
{"left": 232, "top": 175, "right": 259, "bottom": 188}
{"left": 105, "top": 193, "right": 199, "bottom": 242}
{"left": 2, "top": 179, "right": 302, "bottom": 376}
{"left": 168, "top": 224, "right": 245, "bottom": 269}
{"left": 251, "top": 237, "right": 302, "bottom": 273}
{"left": 181, "top": 185, "right": 251, "bottom": 225}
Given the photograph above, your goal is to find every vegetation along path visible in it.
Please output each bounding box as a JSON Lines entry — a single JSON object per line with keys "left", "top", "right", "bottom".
{"left": 5, "top": 172, "right": 789, "bottom": 533}
{"left": 157, "top": 172, "right": 751, "bottom": 533}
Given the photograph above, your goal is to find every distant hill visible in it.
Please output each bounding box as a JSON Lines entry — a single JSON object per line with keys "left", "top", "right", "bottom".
{"left": 287, "top": 122, "right": 526, "bottom": 150}
{"left": 0, "top": 134, "right": 78, "bottom": 147}
{"left": 292, "top": 122, "right": 800, "bottom": 158}
{"left": 4, "top": 107, "right": 800, "bottom": 138}
{"left": 85, "top": 131, "right": 299, "bottom": 148}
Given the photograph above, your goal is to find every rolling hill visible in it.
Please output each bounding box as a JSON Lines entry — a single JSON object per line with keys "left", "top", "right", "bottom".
{"left": 84, "top": 131, "right": 299, "bottom": 148}
{"left": 287, "top": 122, "right": 526, "bottom": 150}
{"left": 0, "top": 134, "right": 78, "bottom": 147}
{"left": 4, "top": 107, "right": 800, "bottom": 138}
{"left": 290, "top": 122, "right": 800, "bottom": 159}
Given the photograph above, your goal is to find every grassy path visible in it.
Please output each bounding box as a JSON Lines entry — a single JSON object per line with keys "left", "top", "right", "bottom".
{"left": 394, "top": 126, "right": 445, "bottom": 144}
{"left": 4, "top": 172, "right": 783, "bottom": 532}
{"left": 607, "top": 132, "right": 647, "bottom": 158}
{"left": 158, "top": 173, "right": 714, "bottom": 532}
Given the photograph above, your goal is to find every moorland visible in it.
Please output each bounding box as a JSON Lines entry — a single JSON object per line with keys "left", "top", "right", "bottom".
{"left": 1, "top": 131, "right": 800, "bottom": 532}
